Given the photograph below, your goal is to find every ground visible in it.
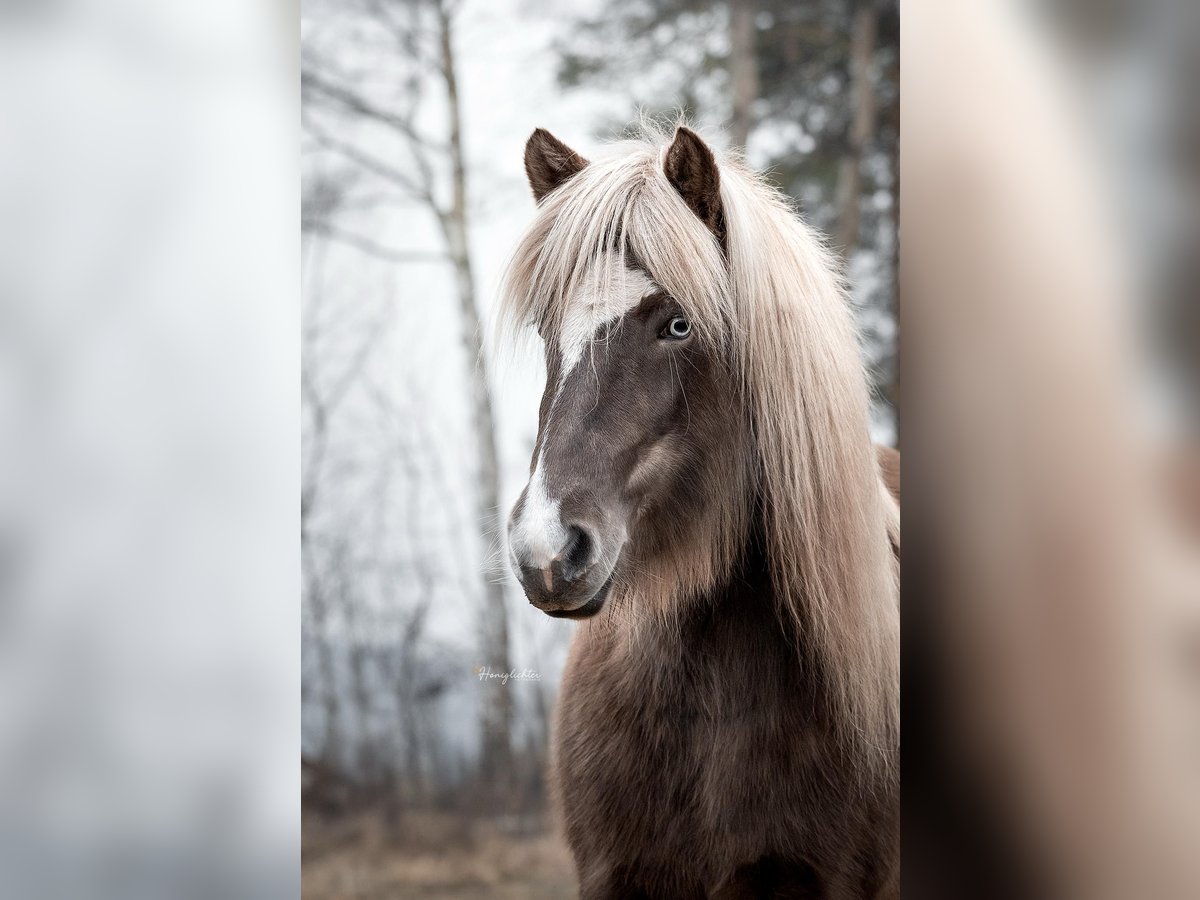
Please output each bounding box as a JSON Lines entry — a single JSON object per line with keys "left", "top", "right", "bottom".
{"left": 302, "top": 809, "right": 576, "bottom": 899}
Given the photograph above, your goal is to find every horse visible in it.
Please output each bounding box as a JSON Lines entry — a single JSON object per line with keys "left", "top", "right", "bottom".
{"left": 499, "top": 124, "right": 900, "bottom": 899}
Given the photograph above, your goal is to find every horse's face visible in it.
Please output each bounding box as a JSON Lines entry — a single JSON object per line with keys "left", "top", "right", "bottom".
{"left": 506, "top": 126, "right": 730, "bottom": 618}
{"left": 507, "top": 260, "right": 727, "bottom": 618}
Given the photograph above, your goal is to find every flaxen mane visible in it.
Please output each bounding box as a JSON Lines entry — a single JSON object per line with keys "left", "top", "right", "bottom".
{"left": 499, "top": 125, "right": 899, "bottom": 778}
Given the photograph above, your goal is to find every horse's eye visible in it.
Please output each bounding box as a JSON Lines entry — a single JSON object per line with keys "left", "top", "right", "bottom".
{"left": 661, "top": 316, "right": 691, "bottom": 340}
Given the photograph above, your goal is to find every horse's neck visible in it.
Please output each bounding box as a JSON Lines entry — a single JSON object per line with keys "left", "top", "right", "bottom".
{"left": 705, "top": 515, "right": 778, "bottom": 628}
{"left": 620, "top": 514, "right": 813, "bottom": 695}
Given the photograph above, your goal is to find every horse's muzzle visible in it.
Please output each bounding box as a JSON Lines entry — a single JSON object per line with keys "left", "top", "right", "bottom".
{"left": 508, "top": 512, "right": 618, "bottom": 617}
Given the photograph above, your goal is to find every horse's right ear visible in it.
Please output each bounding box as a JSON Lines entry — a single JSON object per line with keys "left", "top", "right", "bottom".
{"left": 524, "top": 128, "right": 588, "bottom": 204}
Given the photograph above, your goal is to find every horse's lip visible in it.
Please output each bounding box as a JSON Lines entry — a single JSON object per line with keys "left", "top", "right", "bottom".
{"left": 541, "top": 574, "right": 614, "bottom": 619}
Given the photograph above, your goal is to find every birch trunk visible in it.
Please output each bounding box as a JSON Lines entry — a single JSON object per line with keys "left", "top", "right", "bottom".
{"left": 435, "top": 0, "right": 513, "bottom": 801}
{"left": 728, "top": 0, "right": 759, "bottom": 150}
{"left": 834, "top": 3, "right": 879, "bottom": 257}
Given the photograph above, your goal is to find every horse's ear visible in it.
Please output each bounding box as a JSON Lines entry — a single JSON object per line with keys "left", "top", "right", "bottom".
{"left": 524, "top": 128, "right": 588, "bottom": 204}
{"left": 664, "top": 127, "right": 725, "bottom": 250}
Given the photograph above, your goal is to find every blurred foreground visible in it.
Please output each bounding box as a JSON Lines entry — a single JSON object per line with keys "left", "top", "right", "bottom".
{"left": 903, "top": 1, "right": 1200, "bottom": 898}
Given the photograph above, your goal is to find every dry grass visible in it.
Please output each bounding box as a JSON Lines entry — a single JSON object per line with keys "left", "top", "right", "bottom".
{"left": 302, "top": 809, "right": 576, "bottom": 899}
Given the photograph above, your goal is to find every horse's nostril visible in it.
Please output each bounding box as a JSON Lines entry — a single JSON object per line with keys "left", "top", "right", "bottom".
{"left": 558, "top": 525, "right": 593, "bottom": 582}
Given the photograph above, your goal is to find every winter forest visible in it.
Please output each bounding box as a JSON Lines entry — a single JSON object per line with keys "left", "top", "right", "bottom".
{"left": 300, "top": 0, "right": 898, "bottom": 892}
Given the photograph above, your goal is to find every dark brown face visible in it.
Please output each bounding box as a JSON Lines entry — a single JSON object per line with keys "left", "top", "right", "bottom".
{"left": 509, "top": 125, "right": 731, "bottom": 617}
{"left": 507, "top": 274, "right": 728, "bottom": 618}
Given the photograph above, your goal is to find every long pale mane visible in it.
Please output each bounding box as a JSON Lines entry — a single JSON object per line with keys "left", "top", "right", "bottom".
{"left": 498, "top": 125, "right": 899, "bottom": 776}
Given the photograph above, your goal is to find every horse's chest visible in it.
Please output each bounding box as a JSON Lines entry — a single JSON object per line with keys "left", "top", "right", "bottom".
{"left": 555, "top": 635, "right": 821, "bottom": 864}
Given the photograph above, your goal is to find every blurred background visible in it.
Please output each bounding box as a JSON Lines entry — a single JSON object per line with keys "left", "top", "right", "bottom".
{"left": 299, "top": 0, "right": 897, "bottom": 895}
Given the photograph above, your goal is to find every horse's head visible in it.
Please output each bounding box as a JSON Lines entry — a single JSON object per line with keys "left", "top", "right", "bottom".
{"left": 505, "top": 127, "right": 740, "bottom": 618}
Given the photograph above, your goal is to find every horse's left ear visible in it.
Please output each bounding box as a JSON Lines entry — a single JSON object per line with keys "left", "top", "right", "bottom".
{"left": 664, "top": 127, "right": 726, "bottom": 251}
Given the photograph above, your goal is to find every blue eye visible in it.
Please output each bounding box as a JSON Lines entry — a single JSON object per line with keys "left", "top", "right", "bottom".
{"left": 662, "top": 316, "right": 691, "bottom": 340}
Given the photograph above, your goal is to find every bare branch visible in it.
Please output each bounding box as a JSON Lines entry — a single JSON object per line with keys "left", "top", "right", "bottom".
{"left": 301, "top": 62, "right": 444, "bottom": 155}
{"left": 362, "top": 0, "right": 430, "bottom": 62}
{"left": 303, "top": 113, "right": 437, "bottom": 206}
{"left": 302, "top": 50, "right": 443, "bottom": 215}
{"left": 325, "top": 190, "right": 426, "bottom": 215}
{"left": 305, "top": 222, "right": 449, "bottom": 266}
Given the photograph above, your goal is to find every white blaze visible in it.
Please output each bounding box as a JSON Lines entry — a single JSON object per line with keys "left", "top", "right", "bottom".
{"left": 510, "top": 451, "right": 568, "bottom": 571}
{"left": 557, "top": 252, "right": 658, "bottom": 381}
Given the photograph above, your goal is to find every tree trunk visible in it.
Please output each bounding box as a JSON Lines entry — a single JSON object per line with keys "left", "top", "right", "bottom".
{"left": 888, "top": 73, "right": 900, "bottom": 450}
{"left": 304, "top": 561, "right": 341, "bottom": 767}
{"left": 435, "top": 0, "right": 513, "bottom": 805}
{"left": 397, "top": 438, "right": 434, "bottom": 805}
{"left": 728, "top": 0, "right": 759, "bottom": 150}
{"left": 301, "top": 237, "right": 342, "bottom": 769}
{"left": 834, "top": 3, "right": 879, "bottom": 258}
{"left": 876, "top": 1, "right": 900, "bottom": 449}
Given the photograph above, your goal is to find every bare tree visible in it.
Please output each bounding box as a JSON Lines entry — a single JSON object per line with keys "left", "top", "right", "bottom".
{"left": 301, "top": 222, "right": 343, "bottom": 765}
{"left": 302, "top": 178, "right": 392, "bottom": 768}
{"left": 302, "top": 0, "right": 513, "bottom": 799}
{"left": 365, "top": 377, "right": 450, "bottom": 807}
{"left": 430, "top": 0, "right": 514, "bottom": 797}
